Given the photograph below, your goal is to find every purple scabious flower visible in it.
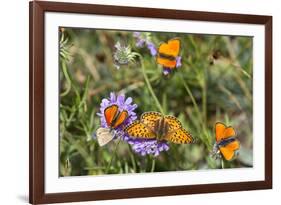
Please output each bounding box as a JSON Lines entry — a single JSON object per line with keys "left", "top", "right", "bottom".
{"left": 163, "top": 68, "right": 171, "bottom": 75}
{"left": 133, "top": 32, "right": 157, "bottom": 57}
{"left": 97, "top": 92, "right": 137, "bottom": 134}
{"left": 133, "top": 32, "right": 146, "bottom": 47}
{"left": 176, "top": 56, "right": 182, "bottom": 67}
{"left": 146, "top": 42, "right": 157, "bottom": 57}
{"left": 133, "top": 32, "right": 144, "bottom": 47}
{"left": 162, "top": 56, "right": 182, "bottom": 75}
{"left": 128, "top": 138, "right": 169, "bottom": 157}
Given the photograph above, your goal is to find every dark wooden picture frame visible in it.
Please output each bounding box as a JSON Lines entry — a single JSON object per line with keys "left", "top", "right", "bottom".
{"left": 29, "top": 1, "right": 272, "bottom": 204}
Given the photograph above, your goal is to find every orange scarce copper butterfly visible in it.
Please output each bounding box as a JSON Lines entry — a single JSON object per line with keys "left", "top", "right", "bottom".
{"left": 212, "top": 122, "right": 240, "bottom": 161}
{"left": 156, "top": 38, "right": 181, "bottom": 69}
{"left": 96, "top": 105, "right": 128, "bottom": 146}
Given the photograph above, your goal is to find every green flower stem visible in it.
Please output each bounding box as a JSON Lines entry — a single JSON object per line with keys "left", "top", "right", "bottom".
{"left": 202, "top": 82, "right": 207, "bottom": 124}
{"left": 60, "top": 60, "right": 72, "bottom": 97}
{"left": 221, "top": 158, "right": 225, "bottom": 169}
{"left": 179, "top": 72, "right": 212, "bottom": 149}
{"left": 128, "top": 144, "right": 137, "bottom": 172}
{"left": 65, "top": 134, "right": 94, "bottom": 169}
{"left": 60, "top": 60, "right": 80, "bottom": 99}
{"left": 106, "top": 138, "right": 121, "bottom": 174}
{"left": 136, "top": 53, "right": 164, "bottom": 115}
{"left": 202, "top": 68, "right": 208, "bottom": 124}
{"left": 178, "top": 73, "right": 203, "bottom": 126}
{"left": 188, "top": 35, "right": 200, "bottom": 59}
{"left": 151, "top": 157, "right": 156, "bottom": 172}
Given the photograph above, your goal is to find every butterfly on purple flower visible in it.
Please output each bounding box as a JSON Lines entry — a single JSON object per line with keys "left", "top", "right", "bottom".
{"left": 133, "top": 32, "right": 182, "bottom": 75}
{"left": 95, "top": 92, "right": 170, "bottom": 156}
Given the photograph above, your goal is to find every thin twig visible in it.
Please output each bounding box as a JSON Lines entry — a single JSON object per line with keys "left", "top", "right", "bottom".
{"left": 128, "top": 144, "right": 137, "bottom": 172}
{"left": 151, "top": 157, "right": 156, "bottom": 172}
{"left": 60, "top": 61, "right": 72, "bottom": 97}
{"left": 221, "top": 158, "right": 225, "bottom": 169}
{"left": 105, "top": 138, "right": 121, "bottom": 173}
{"left": 136, "top": 53, "right": 164, "bottom": 114}
{"left": 178, "top": 73, "right": 203, "bottom": 126}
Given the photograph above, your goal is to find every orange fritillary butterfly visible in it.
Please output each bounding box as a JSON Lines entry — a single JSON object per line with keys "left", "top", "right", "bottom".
{"left": 125, "top": 111, "right": 194, "bottom": 144}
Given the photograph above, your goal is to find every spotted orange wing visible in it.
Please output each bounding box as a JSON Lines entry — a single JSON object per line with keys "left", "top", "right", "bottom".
{"left": 104, "top": 105, "right": 118, "bottom": 127}
{"left": 219, "top": 140, "right": 240, "bottom": 160}
{"left": 164, "top": 115, "right": 182, "bottom": 130}
{"left": 140, "top": 112, "right": 162, "bottom": 128}
{"left": 157, "top": 38, "right": 180, "bottom": 69}
{"left": 125, "top": 120, "right": 156, "bottom": 139}
{"left": 165, "top": 128, "right": 194, "bottom": 144}
{"left": 112, "top": 110, "right": 128, "bottom": 128}
{"left": 215, "top": 122, "right": 236, "bottom": 142}
{"left": 164, "top": 115, "right": 193, "bottom": 144}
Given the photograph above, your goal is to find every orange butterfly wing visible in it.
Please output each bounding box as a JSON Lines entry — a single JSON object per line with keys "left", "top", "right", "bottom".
{"left": 215, "top": 122, "right": 236, "bottom": 142}
{"left": 224, "top": 127, "right": 236, "bottom": 138}
{"left": 112, "top": 110, "right": 128, "bottom": 128}
{"left": 141, "top": 112, "right": 162, "bottom": 128}
{"left": 157, "top": 39, "right": 180, "bottom": 69}
{"left": 219, "top": 140, "right": 240, "bottom": 161}
{"left": 157, "top": 58, "right": 177, "bottom": 69}
{"left": 164, "top": 115, "right": 194, "bottom": 144}
{"left": 104, "top": 105, "right": 118, "bottom": 127}
{"left": 125, "top": 120, "right": 156, "bottom": 139}
{"left": 215, "top": 122, "right": 226, "bottom": 141}
{"left": 165, "top": 128, "right": 194, "bottom": 144}
{"left": 164, "top": 115, "right": 182, "bottom": 130}
{"left": 158, "top": 39, "right": 180, "bottom": 57}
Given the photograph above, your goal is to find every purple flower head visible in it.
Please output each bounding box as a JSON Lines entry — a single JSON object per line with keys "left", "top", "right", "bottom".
{"left": 136, "top": 39, "right": 146, "bottom": 47}
{"left": 146, "top": 42, "right": 157, "bottom": 57}
{"left": 97, "top": 92, "right": 137, "bottom": 134}
{"left": 176, "top": 56, "right": 182, "bottom": 68}
{"left": 127, "top": 138, "right": 170, "bottom": 157}
{"left": 133, "top": 32, "right": 141, "bottom": 38}
{"left": 133, "top": 32, "right": 157, "bottom": 57}
{"left": 163, "top": 68, "right": 171, "bottom": 75}
{"left": 133, "top": 32, "right": 145, "bottom": 47}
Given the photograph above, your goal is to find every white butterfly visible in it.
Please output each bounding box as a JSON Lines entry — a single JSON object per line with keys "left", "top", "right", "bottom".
{"left": 96, "top": 127, "right": 117, "bottom": 146}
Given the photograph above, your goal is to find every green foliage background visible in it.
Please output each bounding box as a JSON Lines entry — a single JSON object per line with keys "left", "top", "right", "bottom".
{"left": 59, "top": 28, "right": 253, "bottom": 176}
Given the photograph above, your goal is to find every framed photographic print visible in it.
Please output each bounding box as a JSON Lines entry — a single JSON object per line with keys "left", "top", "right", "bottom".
{"left": 29, "top": 1, "right": 272, "bottom": 204}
